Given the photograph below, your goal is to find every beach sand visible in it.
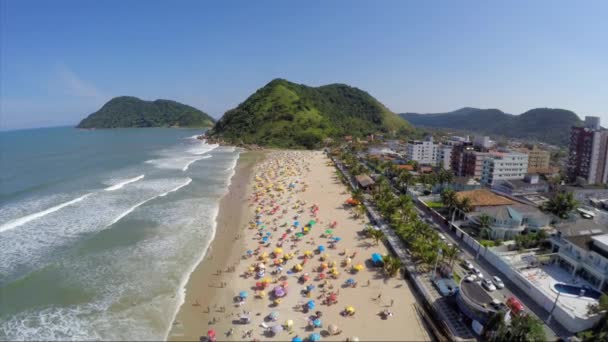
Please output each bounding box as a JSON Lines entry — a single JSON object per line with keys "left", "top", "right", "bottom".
{"left": 169, "top": 151, "right": 430, "bottom": 342}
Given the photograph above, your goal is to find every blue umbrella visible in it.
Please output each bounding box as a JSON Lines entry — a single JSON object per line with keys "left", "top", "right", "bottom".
{"left": 307, "top": 300, "right": 315, "bottom": 309}
{"left": 246, "top": 249, "right": 253, "bottom": 255}
{"left": 294, "top": 221, "right": 300, "bottom": 227}
{"left": 256, "top": 220, "right": 262, "bottom": 226}
{"left": 292, "top": 337, "right": 303, "bottom": 342}
{"left": 266, "top": 232, "right": 272, "bottom": 236}
{"left": 310, "top": 332, "right": 321, "bottom": 341}
{"left": 239, "top": 291, "right": 248, "bottom": 299}
{"left": 346, "top": 278, "right": 355, "bottom": 285}
{"left": 333, "top": 237, "right": 342, "bottom": 242}
{"left": 262, "top": 236, "right": 269, "bottom": 243}
{"left": 313, "top": 319, "right": 322, "bottom": 327}
{"left": 306, "top": 285, "right": 315, "bottom": 292}
{"left": 318, "top": 246, "right": 325, "bottom": 252}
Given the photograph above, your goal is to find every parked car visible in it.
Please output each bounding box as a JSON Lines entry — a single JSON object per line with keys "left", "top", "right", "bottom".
{"left": 472, "top": 267, "right": 483, "bottom": 279}
{"left": 506, "top": 297, "right": 525, "bottom": 315}
{"left": 462, "top": 260, "right": 474, "bottom": 271}
{"left": 492, "top": 276, "right": 505, "bottom": 289}
{"left": 439, "top": 233, "right": 446, "bottom": 241}
{"left": 464, "top": 274, "right": 477, "bottom": 282}
{"left": 490, "top": 298, "right": 507, "bottom": 311}
{"left": 482, "top": 279, "right": 496, "bottom": 291}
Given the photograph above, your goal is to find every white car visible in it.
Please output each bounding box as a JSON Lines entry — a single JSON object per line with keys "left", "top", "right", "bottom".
{"left": 463, "top": 260, "right": 474, "bottom": 271}
{"left": 465, "top": 274, "right": 477, "bottom": 282}
{"left": 472, "top": 267, "right": 483, "bottom": 279}
{"left": 439, "top": 233, "right": 446, "bottom": 241}
{"left": 482, "top": 279, "right": 496, "bottom": 291}
{"left": 492, "top": 276, "right": 505, "bottom": 289}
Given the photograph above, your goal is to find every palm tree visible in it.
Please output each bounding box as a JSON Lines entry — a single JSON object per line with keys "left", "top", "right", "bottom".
{"left": 483, "top": 311, "right": 507, "bottom": 341}
{"left": 383, "top": 255, "right": 403, "bottom": 277}
{"left": 351, "top": 188, "right": 364, "bottom": 202}
{"left": 477, "top": 213, "right": 493, "bottom": 239}
{"left": 455, "top": 196, "right": 473, "bottom": 220}
{"left": 441, "top": 189, "right": 458, "bottom": 215}
{"left": 543, "top": 191, "right": 578, "bottom": 219}
{"left": 368, "top": 229, "right": 385, "bottom": 246}
{"left": 398, "top": 171, "right": 414, "bottom": 193}
{"left": 443, "top": 245, "right": 460, "bottom": 269}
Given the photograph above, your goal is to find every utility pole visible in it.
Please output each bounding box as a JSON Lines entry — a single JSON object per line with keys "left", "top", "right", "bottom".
{"left": 546, "top": 291, "right": 561, "bottom": 324}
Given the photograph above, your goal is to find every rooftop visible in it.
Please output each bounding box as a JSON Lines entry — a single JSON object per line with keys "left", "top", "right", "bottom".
{"left": 355, "top": 174, "right": 375, "bottom": 188}
{"left": 456, "top": 189, "right": 515, "bottom": 207}
{"left": 555, "top": 219, "right": 607, "bottom": 237}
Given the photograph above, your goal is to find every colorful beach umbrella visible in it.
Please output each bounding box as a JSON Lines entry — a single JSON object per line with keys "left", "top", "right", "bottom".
{"left": 207, "top": 329, "right": 216, "bottom": 338}
{"left": 269, "top": 311, "right": 279, "bottom": 319}
{"left": 333, "top": 237, "right": 342, "bottom": 242}
{"left": 292, "top": 337, "right": 302, "bottom": 342}
{"left": 325, "top": 229, "right": 333, "bottom": 235}
{"left": 271, "top": 325, "right": 283, "bottom": 334}
{"left": 313, "top": 319, "right": 322, "bottom": 327}
{"left": 239, "top": 291, "right": 248, "bottom": 299}
{"left": 285, "top": 319, "right": 294, "bottom": 328}
{"left": 294, "top": 221, "right": 300, "bottom": 227}
{"left": 318, "top": 245, "right": 325, "bottom": 252}
{"left": 310, "top": 332, "right": 321, "bottom": 341}
{"left": 307, "top": 300, "right": 315, "bottom": 309}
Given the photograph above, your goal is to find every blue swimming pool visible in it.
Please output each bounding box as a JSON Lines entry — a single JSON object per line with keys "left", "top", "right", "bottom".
{"left": 554, "top": 283, "right": 602, "bottom": 300}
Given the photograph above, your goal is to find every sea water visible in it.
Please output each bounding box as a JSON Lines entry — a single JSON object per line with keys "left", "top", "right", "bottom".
{"left": 0, "top": 127, "right": 240, "bottom": 340}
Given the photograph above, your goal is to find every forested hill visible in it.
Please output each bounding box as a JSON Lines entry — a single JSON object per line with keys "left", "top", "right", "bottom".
{"left": 209, "top": 78, "right": 412, "bottom": 148}
{"left": 77, "top": 97, "right": 215, "bottom": 128}
{"left": 400, "top": 107, "right": 582, "bottom": 146}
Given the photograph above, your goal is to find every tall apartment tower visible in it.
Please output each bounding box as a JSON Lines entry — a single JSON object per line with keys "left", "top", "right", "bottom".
{"left": 567, "top": 116, "right": 608, "bottom": 184}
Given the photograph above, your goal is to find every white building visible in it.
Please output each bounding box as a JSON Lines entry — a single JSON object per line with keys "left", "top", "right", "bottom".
{"left": 406, "top": 136, "right": 438, "bottom": 165}
{"left": 474, "top": 136, "right": 494, "bottom": 150}
{"left": 437, "top": 145, "right": 452, "bottom": 170}
{"left": 480, "top": 152, "right": 529, "bottom": 185}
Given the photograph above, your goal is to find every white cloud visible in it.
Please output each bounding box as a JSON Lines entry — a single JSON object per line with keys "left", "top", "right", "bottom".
{"left": 55, "top": 64, "right": 104, "bottom": 99}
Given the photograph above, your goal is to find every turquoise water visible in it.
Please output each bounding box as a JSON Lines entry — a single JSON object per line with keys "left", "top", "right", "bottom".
{"left": 0, "top": 127, "right": 240, "bottom": 340}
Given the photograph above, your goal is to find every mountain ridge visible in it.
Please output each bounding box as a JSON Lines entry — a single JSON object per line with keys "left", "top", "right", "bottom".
{"left": 400, "top": 107, "right": 582, "bottom": 146}
{"left": 77, "top": 96, "right": 215, "bottom": 129}
{"left": 209, "top": 78, "right": 412, "bottom": 148}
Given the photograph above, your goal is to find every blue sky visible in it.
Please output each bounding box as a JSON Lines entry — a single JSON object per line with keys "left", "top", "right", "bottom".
{"left": 1, "top": 0, "right": 607, "bottom": 130}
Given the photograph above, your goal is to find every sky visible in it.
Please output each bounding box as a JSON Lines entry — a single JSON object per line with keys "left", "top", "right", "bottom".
{"left": 1, "top": 0, "right": 607, "bottom": 130}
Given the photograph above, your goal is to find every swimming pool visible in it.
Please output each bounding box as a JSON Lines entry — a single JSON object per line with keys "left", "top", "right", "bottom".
{"left": 554, "top": 283, "right": 602, "bottom": 300}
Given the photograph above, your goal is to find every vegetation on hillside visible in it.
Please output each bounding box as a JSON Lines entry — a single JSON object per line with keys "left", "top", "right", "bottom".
{"left": 210, "top": 79, "right": 412, "bottom": 148}
{"left": 77, "top": 96, "right": 215, "bottom": 128}
{"left": 400, "top": 107, "right": 583, "bottom": 146}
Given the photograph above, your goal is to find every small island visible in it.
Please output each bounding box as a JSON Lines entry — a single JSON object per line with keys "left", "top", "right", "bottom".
{"left": 77, "top": 96, "right": 215, "bottom": 129}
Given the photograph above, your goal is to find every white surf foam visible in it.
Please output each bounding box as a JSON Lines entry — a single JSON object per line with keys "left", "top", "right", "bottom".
{"left": 189, "top": 143, "right": 218, "bottom": 155}
{"left": 181, "top": 155, "right": 211, "bottom": 171}
{"left": 108, "top": 178, "right": 192, "bottom": 226}
{"left": 104, "top": 175, "right": 145, "bottom": 191}
{"left": 0, "top": 193, "right": 92, "bottom": 233}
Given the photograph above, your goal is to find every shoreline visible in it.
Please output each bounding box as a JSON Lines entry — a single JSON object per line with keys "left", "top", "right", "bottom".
{"left": 168, "top": 150, "right": 265, "bottom": 341}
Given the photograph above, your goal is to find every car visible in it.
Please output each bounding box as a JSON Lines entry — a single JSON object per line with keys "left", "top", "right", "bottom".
{"left": 439, "top": 233, "right": 446, "bottom": 241}
{"left": 492, "top": 276, "right": 505, "bottom": 289}
{"left": 482, "top": 279, "right": 496, "bottom": 291}
{"left": 462, "top": 260, "right": 474, "bottom": 271}
{"left": 490, "top": 298, "right": 507, "bottom": 311}
{"left": 464, "top": 274, "right": 477, "bottom": 282}
{"left": 472, "top": 267, "right": 483, "bottom": 279}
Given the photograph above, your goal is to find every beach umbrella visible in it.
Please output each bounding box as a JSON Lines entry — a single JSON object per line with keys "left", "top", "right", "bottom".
{"left": 294, "top": 221, "right": 300, "bottom": 227}
{"left": 271, "top": 325, "right": 283, "bottom": 334}
{"left": 262, "top": 277, "right": 272, "bottom": 283}
{"left": 262, "top": 237, "right": 269, "bottom": 243}
{"left": 310, "top": 333, "right": 321, "bottom": 341}
{"left": 246, "top": 249, "right": 253, "bottom": 255}
{"left": 269, "top": 311, "right": 279, "bottom": 320}
{"left": 285, "top": 319, "right": 294, "bottom": 328}
{"left": 328, "top": 293, "right": 337, "bottom": 301}
{"left": 304, "top": 250, "right": 313, "bottom": 257}
{"left": 306, "top": 284, "right": 315, "bottom": 292}
{"left": 307, "top": 300, "right": 315, "bottom": 310}
{"left": 239, "top": 291, "right": 248, "bottom": 299}
{"left": 328, "top": 324, "right": 339, "bottom": 335}
{"left": 353, "top": 264, "right": 364, "bottom": 271}
{"left": 274, "top": 286, "right": 286, "bottom": 297}
{"left": 256, "top": 220, "right": 262, "bottom": 226}
{"left": 291, "top": 337, "right": 302, "bottom": 342}
{"left": 207, "top": 330, "right": 216, "bottom": 338}
{"left": 308, "top": 220, "right": 316, "bottom": 226}
{"left": 318, "top": 246, "right": 325, "bottom": 252}
{"left": 346, "top": 278, "right": 355, "bottom": 285}
{"left": 313, "top": 319, "right": 322, "bottom": 327}
{"left": 345, "top": 306, "right": 355, "bottom": 314}
{"left": 333, "top": 237, "right": 342, "bottom": 242}
{"left": 274, "top": 247, "right": 283, "bottom": 255}
{"left": 266, "top": 232, "right": 272, "bottom": 236}
{"left": 295, "top": 233, "right": 304, "bottom": 238}
{"left": 325, "top": 229, "right": 333, "bottom": 235}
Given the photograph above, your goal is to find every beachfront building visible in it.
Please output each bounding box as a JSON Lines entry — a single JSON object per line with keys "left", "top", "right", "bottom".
{"left": 437, "top": 145, "right": 452, "bottom": 170}
{"left": 567, "top": 116, "right": 608, "bottom": 185}
{"left": 406, "top": 136, "right": 438, "bottom": 166}
{"left": 455, "top": 189, "right": 550, "bottom": 239}
{"left": 550, "top": 219, "right": 608, "bottom": 291}
{"left": 480, "top": 152, "right": 529, "bottom": 186}
{"left": 517, "top": 146, "right": 551, "bottom": 174}
{"left": 491, "top": 174, "right": 549, "bottom": 197}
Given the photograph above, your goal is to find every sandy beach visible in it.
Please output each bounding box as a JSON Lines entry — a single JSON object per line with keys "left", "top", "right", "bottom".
{"left": 169, "top": 150, "right": 430, "bottom": 342}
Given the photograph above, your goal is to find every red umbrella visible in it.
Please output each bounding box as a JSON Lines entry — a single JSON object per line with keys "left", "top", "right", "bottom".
{"left": 207, "top": 329, "right": 216, "bottom": 337}
{"left": 329, "top": 293, "right": 338, "bottom": 301}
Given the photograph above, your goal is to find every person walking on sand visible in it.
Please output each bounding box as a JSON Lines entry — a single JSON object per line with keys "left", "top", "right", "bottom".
{"left": 390, "top": 299, "right": 394, "bottom": 307}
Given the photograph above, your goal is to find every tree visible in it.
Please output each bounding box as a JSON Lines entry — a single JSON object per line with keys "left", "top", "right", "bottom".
{"left": 352, "top": 188, "right": 364, "bottom": 202}
{"left": 484, "top": 311, "right": 507, "bottom": 341}
{"left": 383, "top": 255, "right": 403, "bottom": 277}
{"left": 477, "top": 213, "right": 494, "bottom": 239}
{"left": 442, "top": 245, "right": 460, "bottom": 269}
{"left": 543, "top": 191, "right": 578, "bottom": 219}
{"left": 503, "top": 314, "right": 546, "bottom": 342}
{"left": 368, "top": 229, "right": 385, "bottom": 246}
{"left": 353, "top": 204, "right": 366, "bottom": 220}
{"left": 441, "top": 189, "right": 458, "bottom": 218}
{"left": 456, "top": 196, "right": 473, "bottom": 219}
{"left": 397, "top": 170, "right": 414, "bottom": 193}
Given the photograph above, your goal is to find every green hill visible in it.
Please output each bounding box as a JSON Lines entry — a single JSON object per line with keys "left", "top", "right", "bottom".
{"left": 209, "top": 79, "right": 411, "bottom": 148}
{"left": 77, "top": 96, "right": 215, "bottom": 129}
{"left": 400, "top": 107, "right": 582, "bottom": 146}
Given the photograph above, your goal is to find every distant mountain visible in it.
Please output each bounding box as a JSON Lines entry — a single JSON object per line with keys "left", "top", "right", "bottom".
{"left": 400, "top": 107, "right": 583, "bottom": 146}
{"left": 209, "top": 78, "right": 412, "bottom": 148}
{"left": 77, "top": 96, "right": 215, "bottom": 129}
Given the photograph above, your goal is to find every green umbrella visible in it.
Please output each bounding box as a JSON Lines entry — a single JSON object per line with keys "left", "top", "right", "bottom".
{"left": 308, "top": 220, "right": 316, "bottom": 226}
{"left": 296, "top": 233, "right": 304, "bottom": 237}
{"left": 325, "top": 229, "right": 333, "bottom": 235}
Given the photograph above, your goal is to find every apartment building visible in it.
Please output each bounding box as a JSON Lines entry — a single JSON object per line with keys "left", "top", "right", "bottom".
{"left": 406, "top": 136, "right": 438, "bottom": 165}
{"left": 568, "top": 116, "right": 608, "bottom": 184}
{"left": 480, "top": 151, "right": 529, "bottom": 185}
{"left": 517, "top": 146, "right": 551, "bottom": 173}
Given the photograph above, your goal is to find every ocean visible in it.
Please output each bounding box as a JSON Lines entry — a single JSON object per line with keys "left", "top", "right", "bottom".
{"left": 0, "top": 127, "right": 240, "bottom": 340}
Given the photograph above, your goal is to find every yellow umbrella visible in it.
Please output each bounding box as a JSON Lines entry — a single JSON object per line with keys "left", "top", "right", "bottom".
{"left": 346, "top": 306, "right": 355, "bottom": 313}
{"left": 262, "top": 277, "right": 272, "bottom": 283}
{"left": 285, "top": 319, "right": 294, "bottom": 328}
{"left": 293, "top": 264, "right": 303, "bottom": 272}
{"left": 304, "top": 250, "right": 313, "bottom": 257}
{"left": 353, "top": 264, "right": 364, "bottom": 271}
{"left": 274, "top": 247, "right": 283, "bottom": 255}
